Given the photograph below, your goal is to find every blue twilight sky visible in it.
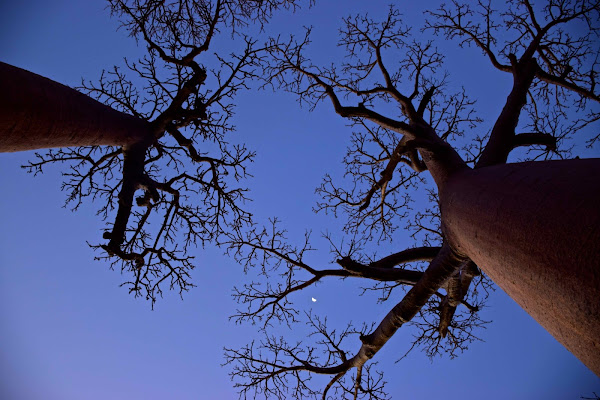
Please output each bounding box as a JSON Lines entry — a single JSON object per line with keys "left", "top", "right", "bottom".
{"left": 0, "top": 0, "right": 599, "bottom": 399}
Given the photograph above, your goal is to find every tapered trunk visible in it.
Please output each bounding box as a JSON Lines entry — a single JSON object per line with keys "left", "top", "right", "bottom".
{"left": 0, "top": 62, "right": 151, "bottom": 152}
{"left": 440, "top": 158, "right": 600, "bottom": 375}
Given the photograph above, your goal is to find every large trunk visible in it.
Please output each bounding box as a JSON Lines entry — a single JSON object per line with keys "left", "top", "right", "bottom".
{"left": 440, "top": 158, "right": 600, "bottom": 375}
{"left": 0, "top": 62, "right": 151, "bottom": 152}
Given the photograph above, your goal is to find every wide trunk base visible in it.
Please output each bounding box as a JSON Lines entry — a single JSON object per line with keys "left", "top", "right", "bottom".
{"left": 441, "top": 158, "right": 600, "bottom": 376}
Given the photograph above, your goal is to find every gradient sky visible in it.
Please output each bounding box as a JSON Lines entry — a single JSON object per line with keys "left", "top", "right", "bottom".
{"left": 1, "top": 0, "right": 599, "bottom": 399}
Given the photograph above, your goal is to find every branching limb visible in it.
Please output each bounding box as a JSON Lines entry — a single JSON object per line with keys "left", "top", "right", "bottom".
{"left": 265, "top": 8, "right": 470, "bottom": 186}
{"left": 437, "top": 260, "right": 480, "bottom": 337}
{"left": 226, "top": 244, "right": 466, "bottom": 397}
{"left": 428, "top": 0, "right": 600, "bottom": 166}
{"left": 224, "top": 219, "right": 444, "bottom": 327}
{"left": 367, "top": 246, "right": 442, "bottom": 269}
{"left": 512, "top": 132, "right": 557, "bottom": 151}
{"left": 23, "top": 0, "right": 300, "bottom": 303}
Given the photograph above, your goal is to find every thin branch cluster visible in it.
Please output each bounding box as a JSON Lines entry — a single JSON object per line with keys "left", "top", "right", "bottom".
{"left": 23, "top": 0, "right": 301, "bottom": 304}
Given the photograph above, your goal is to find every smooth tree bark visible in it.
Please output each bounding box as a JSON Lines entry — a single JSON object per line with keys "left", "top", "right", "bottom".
{"left": 441, "top": 158, "right": 600, "bottom": 374}
{"left": 0, "top": 62, "right": 152, "bottom": 152}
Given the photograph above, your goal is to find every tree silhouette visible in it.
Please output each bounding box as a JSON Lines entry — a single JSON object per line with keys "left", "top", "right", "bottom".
{"left": 0, "top": 0, "right": 301, "bottom": 304}
{"left": 225, "top": 1, "right": 600, "bottom": 398}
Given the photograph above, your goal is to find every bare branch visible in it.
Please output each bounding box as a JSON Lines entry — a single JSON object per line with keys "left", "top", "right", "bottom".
{"left": 226, "top": 245, "right": 466, "bottom": 397}
{"left": 22, "top": 0, "right": 302, "bottom": 304}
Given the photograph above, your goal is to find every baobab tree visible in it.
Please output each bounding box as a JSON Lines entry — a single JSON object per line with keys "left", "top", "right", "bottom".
{"left": 0, "top": 0, "right": 301, "bottom": 303}
{"left": 225, "top": 1, "right": 600, "bottom": 398}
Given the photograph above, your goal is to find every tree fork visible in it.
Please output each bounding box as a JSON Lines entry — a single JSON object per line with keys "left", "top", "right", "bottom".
{"left": 350, "top": 244, "right": 465, "bottom": 366}
{"left": 440, "top": 158, "right": 600, "bottom": 375}
{"left": 0, "top": 62, "right": 152, "bottom": 152}
{"left": 476, "top": 57, "right": 538, "bottom": 168}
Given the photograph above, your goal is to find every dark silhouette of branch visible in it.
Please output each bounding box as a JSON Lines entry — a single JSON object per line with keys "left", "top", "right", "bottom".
{"left": 513, "top": 132, "right": 557, "bottom": 151}
{"left": 20, "top": 0, "right": 302, "bottom": 304}
{"left": 427, "top": 0, "right": 600, "bottom": 167}
{"left": 226, "top": 245, "right": 468, "bottom": 398}
{"left": 224, "top": 219, "right": 445, "bottom": 328}
{"left": 265, "top": 10, "right": 471, "bottom": 188}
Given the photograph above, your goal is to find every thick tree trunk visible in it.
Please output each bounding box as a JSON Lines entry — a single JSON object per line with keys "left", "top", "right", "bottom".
{"left": 0, "top": 62, "right": 151, "bottom": 152}
{"left": 440, "top": 158, "right": 600, "bottom": 375}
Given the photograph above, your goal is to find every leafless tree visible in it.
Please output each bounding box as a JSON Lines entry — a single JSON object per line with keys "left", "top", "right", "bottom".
{"left": 0, "top": 0, "right": 307, "bottom": 304}
{"left": 224, "top": 1, "right": 600, "bottom": 398}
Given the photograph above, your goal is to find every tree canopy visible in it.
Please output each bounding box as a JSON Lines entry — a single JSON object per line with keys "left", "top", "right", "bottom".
{"left": 1, "top": 0, "right": 599, "bottom": 399}
{"left": 222, "top": 1, "right": 600, "bottom": 398}
{"left": 4, "top": 0, "right": 302, "bottom": 304}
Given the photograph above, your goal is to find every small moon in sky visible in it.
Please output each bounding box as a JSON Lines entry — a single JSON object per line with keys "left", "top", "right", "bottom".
{"left": 311, "top": 297, "right": 317, "bottom": 302}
